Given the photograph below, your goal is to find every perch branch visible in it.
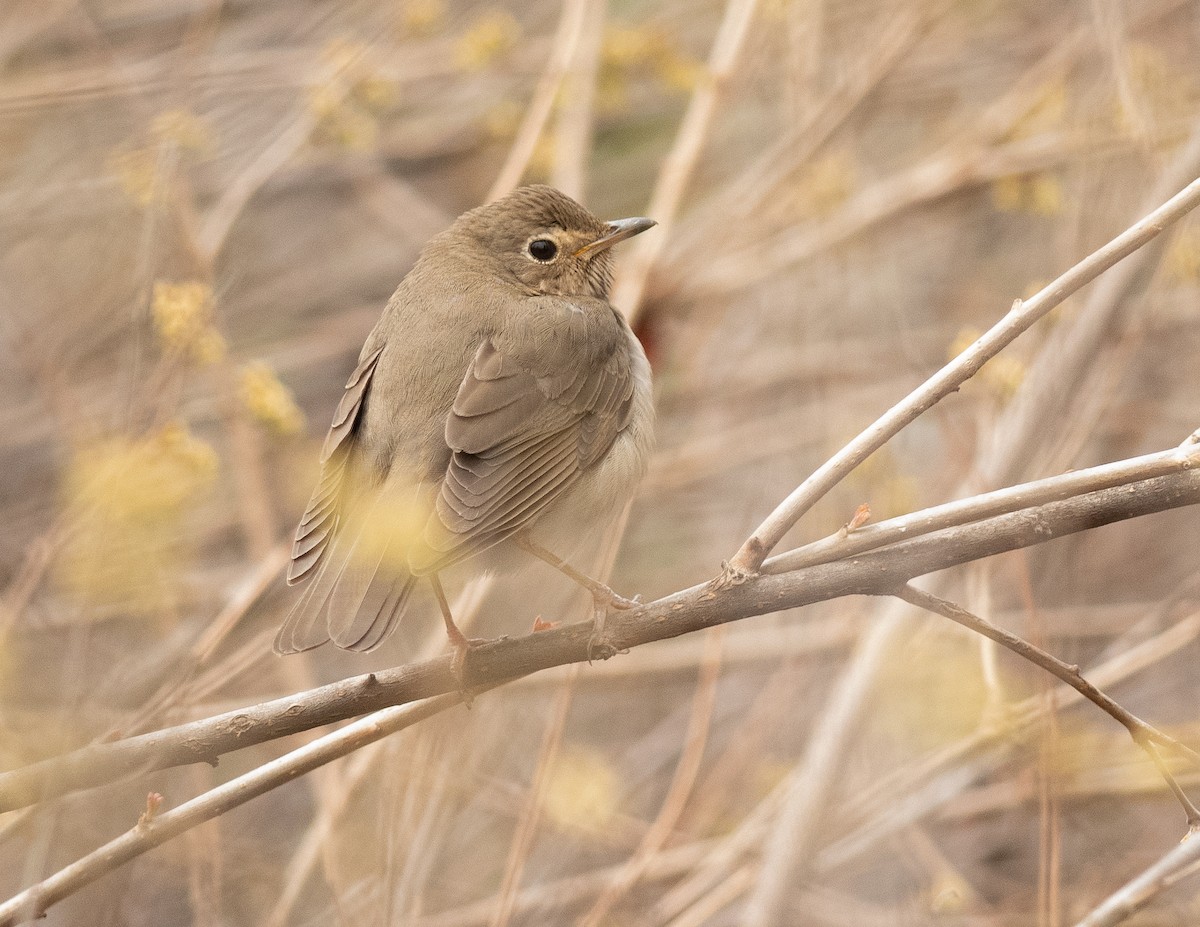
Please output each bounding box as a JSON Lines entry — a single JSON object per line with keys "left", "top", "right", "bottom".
{"left": 2, "top": 462, "right": 1198, "bottom": 812}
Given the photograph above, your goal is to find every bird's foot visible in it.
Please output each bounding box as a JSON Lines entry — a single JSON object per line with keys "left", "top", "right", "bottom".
{"left": 445, "top": 626, "right": 488, "bottom": 705}
{"left": 531, "top": 615, "right": 561, "bottom": 632}
{"left": 584, "top": 590, "right": 641, "bottom": 662}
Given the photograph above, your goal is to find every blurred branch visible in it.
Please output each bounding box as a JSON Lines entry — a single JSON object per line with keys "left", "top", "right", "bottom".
{"left": 549, "top": 0, "right": 605, "bottom": 201}
{"left": 892, "top": 585, "right": 1200, "bottom": 823}
{"left": 486, "top": 0, "right": 593, "bottom": 202}
{"left": 2, "top": 448, "right": 1198, "bottom": 813}
{"left": 196, "top": 43, "right": 373, "bottom": 257}
{"left": 687, "top": 0, "right": 1190, "bottom": 295}
{"left": 489, "top": 667, "right": 578, "bottom": 927}
{"left": 609, "top": 0, "right": 763, "bottom": 324}
{"left": 682, "top": 5, "right": 926, "bottom": 240}
{"left": 727, "top": 154, "right": 1200, "bottom": 576}
{"left": 576, "top": 625, "right": 724, "bottom": 926}
{"left": 1074, "top": 824, "right": 1200, "bottom": 927}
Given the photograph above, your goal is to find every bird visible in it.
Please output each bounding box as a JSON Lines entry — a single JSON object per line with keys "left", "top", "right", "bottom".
{"left": 275, "top": 184, "right": 656, "bottom": 667}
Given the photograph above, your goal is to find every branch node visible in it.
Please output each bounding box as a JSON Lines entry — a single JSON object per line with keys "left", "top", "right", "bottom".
{"left": 708, "top": 560, "right": 756, "bottom": 593}
{"left": 137, "top": 792, "right": 164, "bottom": 831}
{"left": 726, "top": 536, "right": 767, "bottom": 576}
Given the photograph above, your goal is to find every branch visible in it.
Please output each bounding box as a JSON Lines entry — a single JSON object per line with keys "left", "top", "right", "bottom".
{"left": 0, "top": 692, "right": 465, "bottom": 927}
{"left": 893, "top": 585, "right": 1200, "bottom": 823}
{"left": 763, "top": 445, "right": 1197, "bottom": 574}
{"left": 727, "top": 165, "right": 1200, "bottom": 575}
{"left": 3, "top": 460, "right": 1199, "bottom": 812}
{"left": 1074, "top": 828, "right": 1200, "bottom": 927}
{"left": 607, "top": 0, "right": 763, "bottom": 323}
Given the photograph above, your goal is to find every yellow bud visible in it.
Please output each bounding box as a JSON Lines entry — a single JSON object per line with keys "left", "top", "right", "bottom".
{"left": 990, "top": 175, "right": 1025, "bottom": 213}
{"left": 544, "top": 746, "right": 620, "bottom": 833}
{"left": 456, "top": 10, "right": 520, "bottom": 71}
{"left": 602, "top": 24, "right": 655, "bottom": 70}
{"left": 58, "top": 424, "right": 217, "bottom": 614}
{"left": 152, "top": 280, "right": 209, "bottom": 344}
{"left": 151, "top": 109, "right": 214, "bottom": 153}
{"left": 307, "top": 83, "right": 343, "bottom": 120}
{"left": 655, "top": 52, "right": 701, "bottom": 93}
{"left": 108, "top": 146, "right": 161, "bottom": 207}
{"left": 484, "top": 98, "right": 524, "bottom": 140}
{"left": 1027, "top": 174, "right": 1063, "bottom": 216}
{"left": 239, "top": 362, "right": 306, "bottom": 435}
{"left": 403, "top": 0, "right": 445, "bottom": 36}
{"left": 788, "top": 154, "right": 856, "bottom": 219}
{"left": 527, "top": 135, "right": 556, "bottom": 179}
{"left": 355, "top": 74, "right": 399, "bottom": 111}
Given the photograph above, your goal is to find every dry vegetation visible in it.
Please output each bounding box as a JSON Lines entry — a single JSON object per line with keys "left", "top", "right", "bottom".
{"left": 2, "top": 0, "right": 1200, "bottom": 924}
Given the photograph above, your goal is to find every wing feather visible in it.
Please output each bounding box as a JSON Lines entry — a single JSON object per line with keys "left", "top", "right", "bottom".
{"left": 287, "top": 345, "right": 384, "bottom": 585}
{"left": 410, "top": 326, "right": 633, "bottom": 574}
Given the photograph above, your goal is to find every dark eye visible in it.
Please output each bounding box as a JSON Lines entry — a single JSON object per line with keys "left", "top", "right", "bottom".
{"left": 528, "top": 238, "right": 558, "bottom": 262}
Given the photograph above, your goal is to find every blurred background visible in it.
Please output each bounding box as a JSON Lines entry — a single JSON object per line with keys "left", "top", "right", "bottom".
{"left": 2, "top": 0, "right": 1200, "bottom": 924}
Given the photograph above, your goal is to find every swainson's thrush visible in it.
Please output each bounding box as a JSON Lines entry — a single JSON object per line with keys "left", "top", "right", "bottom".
{"left": 275, "top": 185, "right": 656, "bottom": 664}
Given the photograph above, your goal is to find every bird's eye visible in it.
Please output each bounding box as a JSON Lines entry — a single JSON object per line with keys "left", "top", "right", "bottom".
{"left": 528, "top": 238, "right": 558, "bottom": 262}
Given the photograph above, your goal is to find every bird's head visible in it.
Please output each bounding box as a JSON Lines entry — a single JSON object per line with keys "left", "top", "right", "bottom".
{"left": 452, "top": 184, "right": 655, "bottom": 299}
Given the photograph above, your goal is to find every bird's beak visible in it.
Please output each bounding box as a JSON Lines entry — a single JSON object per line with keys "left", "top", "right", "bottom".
{"left": 575, "top": 216, "right": 656, "bottom": 257}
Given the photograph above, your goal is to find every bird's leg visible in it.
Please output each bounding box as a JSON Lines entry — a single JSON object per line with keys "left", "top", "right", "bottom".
{"left": 429, "top": 573, "right": 474, "bottom": 691}
{"left": 515, "top": 535, "right": 640, "bottom": 660}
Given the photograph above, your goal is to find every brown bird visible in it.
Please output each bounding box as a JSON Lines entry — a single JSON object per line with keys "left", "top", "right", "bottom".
{"left": 275, "top": 185, "right": 655, "bottom": 664}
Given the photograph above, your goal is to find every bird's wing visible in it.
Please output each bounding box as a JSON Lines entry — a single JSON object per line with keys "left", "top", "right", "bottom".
{"left": 287, "top": 344, "right": 384, "bottom": 585}
{"left": 281, "top": 342, "right": 425, "bottom": 655}
{"left": 412, "top": 326, "right": 635, "bottom": 573}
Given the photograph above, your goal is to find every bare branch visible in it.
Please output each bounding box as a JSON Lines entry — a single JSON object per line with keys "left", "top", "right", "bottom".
{"left": 0, "top": 693, "right": 466, "bottom": 927}
{"left": 764, "top": 445, "right": 1198, "bottom": 574}
{"left": 3, "top": 460, "right": 1199, "bottom": 813}
{"left": 893, "top": 584, "right": 1200, "bottom": 821}
{"left": 1073, "top": 828, "right": 1200, "bottom": 927}
{"left": 727, "top": 159, "right": 1200, "bottom": 575}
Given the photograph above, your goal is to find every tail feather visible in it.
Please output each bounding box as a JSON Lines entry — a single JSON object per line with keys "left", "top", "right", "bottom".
{"left": 338, "top": 572, "right": 417, "bottom": 652}
{"left": 274, "top": 553, "right": 340, "bottom": 654}
{"left": 276, "top": 490, "right": 420, "bottom": 655}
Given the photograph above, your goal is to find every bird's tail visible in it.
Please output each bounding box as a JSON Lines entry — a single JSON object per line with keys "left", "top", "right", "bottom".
{"left": 275, "top": 490, "right": 420, "bottom": 654}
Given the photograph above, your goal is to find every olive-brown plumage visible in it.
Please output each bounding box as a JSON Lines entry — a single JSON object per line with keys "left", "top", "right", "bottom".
{"left": 276, "top": 185, "right": 655, "bottom": 655}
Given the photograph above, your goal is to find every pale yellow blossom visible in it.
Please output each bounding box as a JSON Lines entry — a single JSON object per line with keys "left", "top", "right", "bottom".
{"left": 151, "top": 280, "right": 226, "bottom": 364}
{"left": 58, "top": 423, "right": 217, "bottom": 613}
{"left": 239, "top": 362, "right": 305, "bottom": 435}
{"left": 544, "top": 746, "right": 619, "bottom": 833}
{"left": 456, "top": 10, "right": 520, "bottom": 71}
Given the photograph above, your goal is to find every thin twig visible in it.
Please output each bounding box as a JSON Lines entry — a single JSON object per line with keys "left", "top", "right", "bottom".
{"left": 893, "top": 584, "right": 1200, "bottom": 822}
{"left": 763, "top": 445, "right": 1199, "bottom": 574}
{"left": 1073, "top": 817, "right": 1200, "bottom": 927}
